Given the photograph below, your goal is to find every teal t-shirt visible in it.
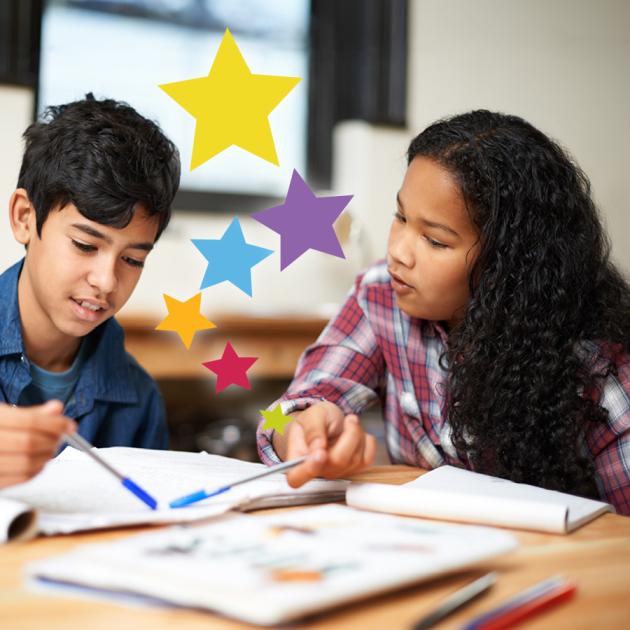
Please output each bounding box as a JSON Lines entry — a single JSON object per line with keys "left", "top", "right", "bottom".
{"left": 18, "top": 342, "right": 86, "bottom": 408}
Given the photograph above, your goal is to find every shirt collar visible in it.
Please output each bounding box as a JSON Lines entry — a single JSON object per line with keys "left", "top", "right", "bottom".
{"left": 420, "top": 318, "right": 450, "bottom": 345}
{"left": 0, "top": 258, "right": 27, "bottom": 357}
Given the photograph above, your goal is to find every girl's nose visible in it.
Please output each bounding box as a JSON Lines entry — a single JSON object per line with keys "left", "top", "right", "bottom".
{"left": 388, "top": 227, "right": 414, "bottom": 268}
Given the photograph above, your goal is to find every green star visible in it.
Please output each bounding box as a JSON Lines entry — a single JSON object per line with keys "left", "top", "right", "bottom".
{"left": 260, "top": 405, "right": 293, "bottom": 435}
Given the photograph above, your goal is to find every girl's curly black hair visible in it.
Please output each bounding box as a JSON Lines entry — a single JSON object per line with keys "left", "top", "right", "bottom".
{"left": 408, "top": 110, "right": 630, "bottom": 498}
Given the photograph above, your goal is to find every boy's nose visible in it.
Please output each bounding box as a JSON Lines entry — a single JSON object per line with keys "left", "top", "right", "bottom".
{"left": 87, "top": 260, "right": 118, "bottom": 295}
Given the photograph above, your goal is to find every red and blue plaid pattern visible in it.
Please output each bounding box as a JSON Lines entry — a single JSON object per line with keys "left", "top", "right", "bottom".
{"left": 257, "top": 260, "right": 630, "bottom": 515}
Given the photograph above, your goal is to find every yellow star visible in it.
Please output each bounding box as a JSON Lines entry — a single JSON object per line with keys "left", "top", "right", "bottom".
{"left": 260, "top": 405, "right": 294, "bottom": 435}
{"left": 159, "top": 28, "right": 301, "bottom": 169}
{"left": 155, "top": 293, "right": 216, "bottom": 349}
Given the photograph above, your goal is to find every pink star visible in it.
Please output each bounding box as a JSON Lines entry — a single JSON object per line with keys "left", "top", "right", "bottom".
{"left": 202, "top": 342, "right": 258, "bottom": 393}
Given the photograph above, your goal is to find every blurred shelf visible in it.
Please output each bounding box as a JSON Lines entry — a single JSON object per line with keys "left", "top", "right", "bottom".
{"left": 119, "top": 313, "right": 328, "bottom": 380}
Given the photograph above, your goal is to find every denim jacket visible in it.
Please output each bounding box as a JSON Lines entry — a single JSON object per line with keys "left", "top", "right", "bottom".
{"left": 0, "top": 259, "right": 168, "bottom": 449}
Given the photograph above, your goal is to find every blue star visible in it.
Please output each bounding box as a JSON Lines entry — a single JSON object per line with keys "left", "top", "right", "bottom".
{"left": 192, "top": 218, "right": 273, "bottom": 296}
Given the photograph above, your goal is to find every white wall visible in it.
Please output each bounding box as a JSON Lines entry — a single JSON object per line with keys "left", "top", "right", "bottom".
{"left": 336, "top": 0, "right": 630, "bottom": 274}
{"left": 405, "top": 0, "right": 630, "bottom": 272}
{"left": 0, "top": 87, "right": 33, "bottom": 265}
{"left": 1, "top": 0, "right": 629, "bottom": 317}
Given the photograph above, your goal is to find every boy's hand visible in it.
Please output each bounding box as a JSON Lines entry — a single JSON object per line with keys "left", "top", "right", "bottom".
{"left": 272, "top": 401, "right": 377, "bottom": 488}
{"left": 0, "top": 400, "right": 76, "bottom": 488}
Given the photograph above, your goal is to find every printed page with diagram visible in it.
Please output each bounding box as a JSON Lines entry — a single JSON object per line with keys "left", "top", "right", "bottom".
{"left": 27, "top": 503, "right": 518, "bottom": 625}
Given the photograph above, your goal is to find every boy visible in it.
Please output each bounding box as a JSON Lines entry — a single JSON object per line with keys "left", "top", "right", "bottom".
{"left": 0, "top": 94, "right": 180, "bottom": 488}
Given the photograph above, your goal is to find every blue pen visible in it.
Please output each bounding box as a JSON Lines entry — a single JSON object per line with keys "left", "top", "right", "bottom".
{"left": 170, "top": 455, "right": 308, "bottom": 508}
{"left": 1, "top": 388, "right": 158, "bottom": 511}
{"left": 64, "top": 431, "right": 158, "bottom": 510}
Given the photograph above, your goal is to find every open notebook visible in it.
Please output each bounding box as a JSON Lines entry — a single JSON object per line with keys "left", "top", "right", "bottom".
{"left": 0, "top": 447, "right": 346, "bottom": 542}
{"left": 346, "top": 465, "right": 614, "bottom": 533}
{"left": 27, "top": 504, "right": 518, "bottom": 626}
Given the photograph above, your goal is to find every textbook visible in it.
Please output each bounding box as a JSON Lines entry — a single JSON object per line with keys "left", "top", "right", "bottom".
{"left": 27, "top": 504, "right": 518, "bottom": 626}
{"left": 346, "top": 465, "right": 614, "bottom": 533}
{"left": 0, "top": 447, "right": 346, "bottom": 543}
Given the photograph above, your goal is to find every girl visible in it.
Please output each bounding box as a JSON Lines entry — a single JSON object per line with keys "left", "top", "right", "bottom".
{"left": 256, "top": 110, "right": 630, "bottom": 515}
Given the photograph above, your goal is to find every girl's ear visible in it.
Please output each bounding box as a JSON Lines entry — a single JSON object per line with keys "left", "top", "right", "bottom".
{"left": 8, "top": 188, "right": 36, "bottom": 246}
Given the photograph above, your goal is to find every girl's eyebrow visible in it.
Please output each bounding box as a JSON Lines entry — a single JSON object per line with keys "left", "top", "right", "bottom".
{"left": 396, "top": 192, "right": 460, "bottom": 238}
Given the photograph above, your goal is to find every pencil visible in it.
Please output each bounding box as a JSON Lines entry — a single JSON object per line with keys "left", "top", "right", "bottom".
{"left": 462, "top": 576, "right": 577, "bottom": 630}
{"left": 412, "top": 572, "right": 496, "bottom": 629}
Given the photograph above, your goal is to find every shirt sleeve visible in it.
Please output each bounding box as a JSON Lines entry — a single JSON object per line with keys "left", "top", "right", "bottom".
{"left": 588, "top": 358, "right": 630, "bottom": 515}
{"left": 256, "top": 274, "right": 385, "bottom": 465}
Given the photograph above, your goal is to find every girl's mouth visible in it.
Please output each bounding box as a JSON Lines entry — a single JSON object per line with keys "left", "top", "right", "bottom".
{"left": 388, "top": 270, "right": 414, "bottom": 294}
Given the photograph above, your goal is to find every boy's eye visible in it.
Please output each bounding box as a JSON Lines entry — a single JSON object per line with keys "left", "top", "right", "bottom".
{"left": 72, "top": 239, "right": 144, "bottom": 268}
{"left": 393, "top": 210, "right": 406, "bottom": 223}
{"left": 123, "top": 257, "right": 144, "bottom": 269}
{"left": 72, "top": 239, "right": 96, "bottom": 253}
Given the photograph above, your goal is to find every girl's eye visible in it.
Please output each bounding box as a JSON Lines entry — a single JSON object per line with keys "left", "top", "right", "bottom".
{"left": 72, "top": 240, "right": 96, "bottom": 253}
{"left": 393, "top": 210, "right": 406, "bottom": 223}
{"left": 123, "top": 257, "right": 144, "bottom": 269}
{"left": 425, "top": 236, "right": 448, "bottom": 249}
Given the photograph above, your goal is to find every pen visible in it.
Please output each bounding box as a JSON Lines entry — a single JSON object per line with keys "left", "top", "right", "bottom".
{"left": 63, "top": 431, "right": 158, "bottom": 511}
{"left": 2, "top": 389, "right": 159, "bottom": 510}
{"left": 169, "top": 455, "right": 308, "bottom": 508}
{"left": 412, "top": 572, "right": 496, "bottom": 630}
{"left": 461, "top": 575, "right": 577, "bottom": 630}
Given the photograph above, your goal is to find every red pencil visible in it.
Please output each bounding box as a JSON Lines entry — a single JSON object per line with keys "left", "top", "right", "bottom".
{"left": 463, "top": 578, "right": 577, "bottom": 630}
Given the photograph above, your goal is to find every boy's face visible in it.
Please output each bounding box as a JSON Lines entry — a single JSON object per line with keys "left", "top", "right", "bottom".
{"left": 19, "top": 201, "right": 158, "bottom": 339}
{"left": 387, "top": 156, "right": 479, "bottom": 328}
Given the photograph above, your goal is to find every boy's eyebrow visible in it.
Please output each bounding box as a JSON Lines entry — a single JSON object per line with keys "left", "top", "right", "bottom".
{"left": 71, "top": 223, "right": 154, "bottom": 251}
{"left": 396, "top": 192, "right": 460, "bottom": 238}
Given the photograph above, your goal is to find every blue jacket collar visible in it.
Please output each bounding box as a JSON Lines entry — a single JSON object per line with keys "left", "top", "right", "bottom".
{"left": 0, "top": 259, "right": 26, "bottom": 357}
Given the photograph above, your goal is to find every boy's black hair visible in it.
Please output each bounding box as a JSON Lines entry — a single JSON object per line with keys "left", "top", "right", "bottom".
{"left": 17, "top": 93, "right": 180, "bottom": 241}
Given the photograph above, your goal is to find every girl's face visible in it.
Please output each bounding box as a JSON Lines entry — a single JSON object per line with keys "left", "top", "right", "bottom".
{"left": 387, "top": 156, "right": 480, "bottom": 328}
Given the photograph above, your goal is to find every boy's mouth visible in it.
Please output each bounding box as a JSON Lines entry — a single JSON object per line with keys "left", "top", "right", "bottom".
{"left": 70, "top": 297, "right": 108, "bottom": 321}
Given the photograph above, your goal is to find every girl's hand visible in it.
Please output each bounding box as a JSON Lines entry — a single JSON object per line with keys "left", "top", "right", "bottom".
{"left": 0, "top": 400, "right": 76, "bottom": 488}
{"left": 272, "top": 401, "right": 377, "bottom": 487}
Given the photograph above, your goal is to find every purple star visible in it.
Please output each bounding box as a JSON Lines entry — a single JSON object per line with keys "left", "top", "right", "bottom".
{"left": 252, "top": 169, "right": 352, "bottom": 270}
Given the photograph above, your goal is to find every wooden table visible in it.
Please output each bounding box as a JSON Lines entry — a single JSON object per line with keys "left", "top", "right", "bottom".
{"left": 119, "top": 314, "right": 328, "bottom": 380}
{"left": 2, "top": 466, "right": 630, "bottom": 629}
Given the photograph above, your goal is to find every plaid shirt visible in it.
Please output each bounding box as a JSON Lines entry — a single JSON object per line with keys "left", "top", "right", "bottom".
{"left": 257, "top": 260, "right": 630, "bottom": 515}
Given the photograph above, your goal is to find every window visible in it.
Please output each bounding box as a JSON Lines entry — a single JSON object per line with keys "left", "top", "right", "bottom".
{"left": 39, "top": 0, "right": 310, "bottom": 210}
{"left": 28, "top": 0, "right": 408, "bottom": 211}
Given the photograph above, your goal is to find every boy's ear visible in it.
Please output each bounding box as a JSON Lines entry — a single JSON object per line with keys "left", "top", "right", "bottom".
{"left": 8, "top": 188, "right": 36, "bottom": 246}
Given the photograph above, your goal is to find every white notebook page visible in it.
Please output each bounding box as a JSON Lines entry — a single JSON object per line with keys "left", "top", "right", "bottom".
{"left": 347, "top": 465, "right": 613, "bottom": 533}
{"left": 0, "top": 447, "right": 346, "bottom": 535}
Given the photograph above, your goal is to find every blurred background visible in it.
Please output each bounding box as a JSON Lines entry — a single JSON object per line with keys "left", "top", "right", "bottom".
{"left": 1, "top": 0, "right": 629, "bottom": 460}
